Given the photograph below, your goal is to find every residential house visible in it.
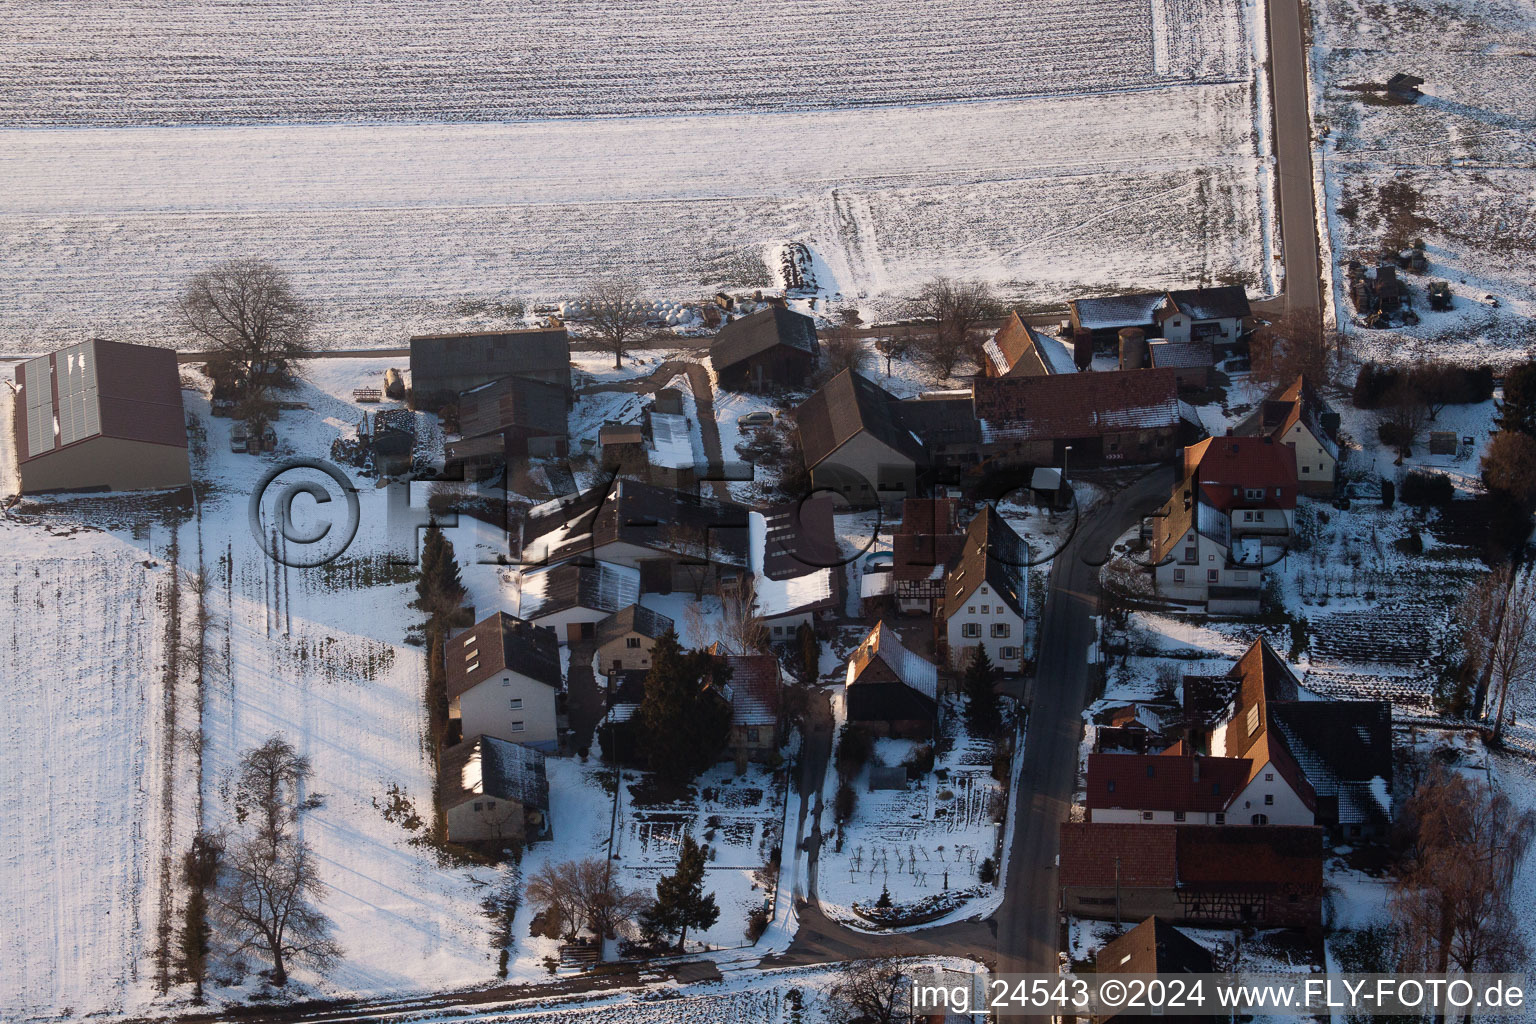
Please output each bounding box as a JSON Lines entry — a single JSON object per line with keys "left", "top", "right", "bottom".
{"left": 1096, "top": 917, "right": 1213, "bottom": 1024}
{"left": 972, "top": 368, "right": 1182, "bottom": 467}
{"left": 1069, "top": 287, "right": 1251, "bottom": 353}
{"left": 445, "top": 612, "right": 563, "bottom": 751}
{"left": 512, "top": 561, "right": 641, "bottom": 643}
{"left": 409, "top": 326, "right": 571, "bottom": 413}
{"left": 1185, "top": 638, "right": 1394, "bottom": 840}
{"left": 1058, "top": 822, "right": 1325, "bottom": 929}
{"left": 795, "top": 369, "right": 926, "bottom": 507}
{"left": 1085, "top": 749, "right": 1306, "bottom": 826}
{"left": 890, "top": 498, "right": 966, "bottom": 615}
{"left": 516, "top": 477, "right": 749, "bottom": 594}
{"left": 14, "top": 338, "right": 191, "bottom": 494}
{"left": 440, "top": 735, "right": 550, "bottom": 846}
{"left": 593, "top": 604, "right": 675, "bottom": 678}
{"left": 711, "top": 306, "right": 821, "bottom": 391}
{"left": 982, "top": 311, "right": 1081, "bottom": 377}
{"left": 845, "top": 622, "right": 940, "bottom": 739}
{"left": 453, "top": 374, "right": 570, "bottom": 460}
{"left": 1231, "top": 375, "right": 1341, "bottom": 495}
{"left": 939, "top": 506, "right": 1028, "bottom": 674}
{"left": 749, "top": 498, "right": 837, "bottom": 644}
{"left": 707, "top": 647, "right": 784, "bottom": 762}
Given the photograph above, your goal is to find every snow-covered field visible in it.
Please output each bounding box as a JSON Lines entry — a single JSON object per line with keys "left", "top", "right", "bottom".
{"left": 1310, "top": 0, "right": 1536, "bottom": 363}
{"left": 1, "top": 0, "right": 1274, "bottom": 351}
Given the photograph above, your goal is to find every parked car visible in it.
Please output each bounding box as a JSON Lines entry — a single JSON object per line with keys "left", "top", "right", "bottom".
{"left": 230, "top": 427, "right": 249, "bottom": 453}
{"left": 737, "top": 410, "right": 775, "bottom": 428}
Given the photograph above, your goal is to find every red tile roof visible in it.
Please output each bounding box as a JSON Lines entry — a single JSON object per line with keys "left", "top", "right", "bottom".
{"left": 1182, "top": 436, "right": 1299, "bottom": 512}
{"left": 973, "top": 368, "right": 1180, "bottom": 442}
{"left": 1058, "top": 823, "right": 1179, "bottom": 888}
{"left": 1085, "top": 753, "right": 1252, "bottom": 813}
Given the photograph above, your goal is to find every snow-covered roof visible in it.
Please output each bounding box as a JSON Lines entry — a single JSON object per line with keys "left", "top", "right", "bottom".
{"left": 748, "top": 510, "right": 834, "bottom": 617}
{"left": 860, "top": 571, "right": 894, "bottom": 598}
{"left": 515, "top": 561, "right": 640, "bottom": 620}
{"left": 1030, "top": 467, "right": 1063, "bottom": 490}
{"left": 444, "top": 735, "right": 549, "bottom": 810}
{"left": 648, "top": 411, "right": 699, "bottom": 470}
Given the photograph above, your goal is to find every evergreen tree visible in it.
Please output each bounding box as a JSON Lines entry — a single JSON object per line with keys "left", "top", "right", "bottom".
{"left": 964, "top": 645, "right": 1002, "bottom": 738}
{"left": 1495, "top": 359, "right": 1536, "bottom": 437}
{"left": 796, "top": 621, "right": 821, "bottom": 683}
{"left": 638, "top": 630, "right": 732, "bottom": 785}
{"left": 642, "top": 836, "right": 719, "bottom": 951}
{"left": 412, "top": 523, "right": 466, "bottom": 635}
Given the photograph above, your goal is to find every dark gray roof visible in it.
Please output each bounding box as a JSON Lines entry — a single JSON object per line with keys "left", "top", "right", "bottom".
{"left": 760, "top": 495, "right": 839, "bottom": 580}
{"left": 445, "top": 611, "right": 562, "bottom": 699}
{"left": 457, "top": 374, "right": 569, "bottom": 439}
{"left": 597, "top": 604, "right": 675, "bottom": 645}
{"left": 897, "top": 397, "right": 982, "bottom": 448}
{"left": 442, "top": 735, "right": 549, "bottom": 811}
{"left": 1270, "top": 700, "right": 1393, "bottom": 824}
{"left": 944, "top": 506, "right": 1028, "bottom": 618}
{"left": 1167, "top": 286, "right": 1252, "bottom": 322}
{"left": 1098, "top": 917, "right": 1214, "bottom": 976}
{"left": 794, "top": 369, "right": 926, "bottom": 469}
{"left": 710, "top": 306, "right": 820, "bottom": 372}
{"left": 410, "top": 327, "right": 570, "bottom": 379}
{"left": 519, "top": 477, "right": 750, "bottom": 568}
{"left": 1070, "top": 292, "right": 1167, "bottom": 332}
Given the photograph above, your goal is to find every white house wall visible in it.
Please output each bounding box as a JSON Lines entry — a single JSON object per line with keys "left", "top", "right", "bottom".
{"left": 457, "top": 669, "right": 559, "bottom": 751}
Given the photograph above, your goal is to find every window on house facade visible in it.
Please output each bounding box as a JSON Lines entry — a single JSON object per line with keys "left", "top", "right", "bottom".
{"left": 1183, "top": 546, "right": 1196, "bottom": 563}
{"left": 1173, "top": 568, "right": 1186, "bottom": 584}
{"left": 502, "top": 677, "right": 511, "bottom": 686}
{"left": 1265, "top": 772, "right": 1274, "bottom": 782}
{"left": 485, "top": 800, "right": 496, "bottom": 810}
{"left": 1207, "top": 569, "right": 1219, "bottom": 583}
{"left": 473, "top": 802, "right": 483, "bottom": 811}
{"left": 773, "top": 625, "right": 784, "bottom": 635}
{"left": 1141, "top": 811, "right": 1153, "bottom": 821}
{"left": 747, "top": 728, "right": 760, "bottom": 743}
{"left": 1215, "top": 813, "right": 1225, "bottom": 824}
{"left": 1252, "top": 813, "right": 1269, "bottom": 825}
{"left": 979, "top": 604, "right": 989, "bottom": 613}
{"left": 511, "top": 721, "right": 525, "bottom": 732}
{"left": 1245, "top": 487, "right": 1264, "bottom": 500}
{"left": 991, "top": 623, "right": 1010, "bottom": 638}
{"left": 626, "top": 636, "right": 642, "bottom": 648}
{"left": 962, "top": 623, "right": 981, "bottom": 638}
{"left": 967, "top": 605, "right": 976, "bottom": 614}
{"left": 1243, "top": 511, "right": 1254, "bottom": 522}
{"left": 1174, "top": 811, "right": 1186, "bottom": 822}
{"left": 509, "top": 698, "right": 522, "bottom": 709}
{"left": 1264, "top": 793, "right": 1274, "bottom": 806}
{"left": 1000, "top": 646, "right": 1018, "bottom": 659}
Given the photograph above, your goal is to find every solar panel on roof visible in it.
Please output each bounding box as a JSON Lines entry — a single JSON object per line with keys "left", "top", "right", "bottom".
{"left": 57, "top": 342, "right": 101, "bottom": 448}
{"left": 23, "top": 355, "right": 54, "bottom": 458}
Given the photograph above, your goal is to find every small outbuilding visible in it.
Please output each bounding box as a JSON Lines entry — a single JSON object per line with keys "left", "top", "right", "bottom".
{"left": 441, "top": 735, "right": 550, "bottom": 847}
{"left": 710, "top": 306, "right": 820, "bottom": 392}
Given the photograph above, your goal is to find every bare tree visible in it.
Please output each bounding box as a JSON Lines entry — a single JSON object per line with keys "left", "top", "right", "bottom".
{"left": 718, "top": 576, "right": 769, "bottom": 655}
{"left": 212, "top": 737, "right": 338, "bottom": 986}
{"left": 176, "top": 259, "right": 316, "bottom": 404}
{"left": 1377, "top": 380, "right": 1429, "bottom": 465}
{"left": 820, "top": 324, "right": 868, "bottom": 381}
{"left": 1391, "top": 767, "right": 1536, "bottom": 973}
{"left": 579, "top": 277, "right": 648, "bottom": 369}
{"left": 527, "top": 858, "right": 647, "bottom": 940}
{"left": 1249, "top": 306, "right": 1328, "bottom": 387}
{"left": 1472, "top": 567, "right": 1536, "bottom": 744}
{"left": 828, "top": 959, "right": 913, "bottom": 1024}
{"left": 1481, "top": 431, "right": 1536, "bottom": 511}
{"left": 907, "top": 277, "right": 997, "bottom": 379}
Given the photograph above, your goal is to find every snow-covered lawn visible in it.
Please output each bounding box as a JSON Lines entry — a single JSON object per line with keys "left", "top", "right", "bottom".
{"left": 817, "top": 692, "right": 1005, "bottom": 928}
{"left": 1310, "top": 0, "right": 1536, "bottom": 363}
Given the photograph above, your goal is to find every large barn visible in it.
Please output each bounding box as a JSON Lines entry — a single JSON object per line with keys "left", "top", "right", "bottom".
{"left": 13, "top": 339, "right": 190, "bottom": 494}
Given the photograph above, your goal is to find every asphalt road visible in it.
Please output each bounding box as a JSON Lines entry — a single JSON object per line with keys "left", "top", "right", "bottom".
{"left": 1267, "top": 0, "right": 1324, "bottom": 320}
{"left": 993, "top": 468, "right": 1174, "bottom": 983}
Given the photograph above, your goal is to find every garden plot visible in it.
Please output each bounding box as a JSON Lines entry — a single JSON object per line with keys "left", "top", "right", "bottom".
{"left": 818, "top": 697, "right": 1004, "bottom": 928}
{"left": 1, "top": 76, "right": 1273, "bottom": 353}
{"left": 1311, "top": 0, "right": 1536, "bottom": 364}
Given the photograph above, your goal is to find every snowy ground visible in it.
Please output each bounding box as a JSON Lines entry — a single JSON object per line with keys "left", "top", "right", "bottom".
{"left": 816, "top": 692, "right": 1004, "bottom": 928}
{"left": 1310, "top": 0, "right": 1536, "bottom": 363}
{"left": 1, "top": 0, "right": 1274, "bottom": 351}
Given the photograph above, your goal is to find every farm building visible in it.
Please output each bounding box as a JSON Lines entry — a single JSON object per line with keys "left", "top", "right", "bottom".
{"left": 1069, "top": 287, "right": 1251, "bottom": 352}
{"left": 1095, "top": 917, "right": 1214, "bottom": 1022}
{"left": 1086, "top": 751, "right": 1256, "bottom": 826}
{"left": 795, "top": 370, "right": 926, "bottom": 507}
{"left": 409, "top": 326, "right": 571, "bottom": 413}
{"left": 845, "top": 621, "right": 940, "bottom": 739}
{"left": 446, "top": 611, "right": 563, "bottom": 752}
{"left": 749, "top": 499, "right": 837, "bottom": 642}
{"left": 1231, "top": 375, "right": 1341, "bottom": 495}
{"left": 939, "top": 506, "right": 1028, "bottom": 674}
{"left": 1146, "top": 340, "right": 1214, "bottom": 391}
{"left": 454, "top": 374, "right": 571, "bottom": 459}
{"left": 888, "top": 498, "right": 966, "bottom": 615}
{"left": 598, "top": 422, "right": 647, "bottom": 478}
{"left": 982, "top": 311, "right": 1081, "bottom": 377}
{"left": 710, "top": 306, "right": 820, "bottom": 391}
{"left": 1058, "top": 822, "right": 1324, "bottom": 929}
{"left": 12, "top": 338, "right": 190, "bottom": 494}
{"left": 440, "top": 735, "right": 550, "bottom": 847}
{"left": 972, "top": 368, "right": 1182, "bottom": 467}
